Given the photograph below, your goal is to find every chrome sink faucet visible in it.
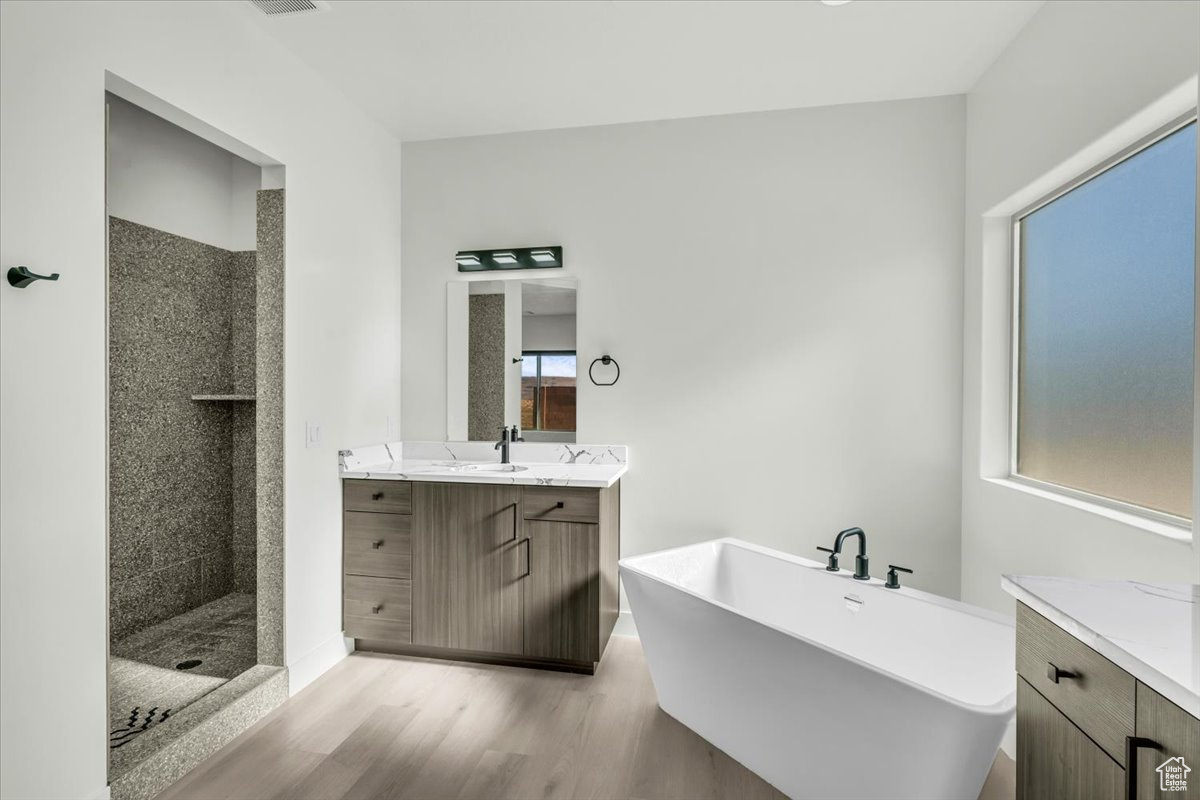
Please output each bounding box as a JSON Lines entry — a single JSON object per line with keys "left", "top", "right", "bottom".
{"left": 816, "top": 526, "right": 871, "bottom": 581}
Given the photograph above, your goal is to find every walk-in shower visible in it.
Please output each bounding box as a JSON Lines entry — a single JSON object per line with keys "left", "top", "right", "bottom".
{"left": 105, "top": 91, "right": 286, "bottom": 796}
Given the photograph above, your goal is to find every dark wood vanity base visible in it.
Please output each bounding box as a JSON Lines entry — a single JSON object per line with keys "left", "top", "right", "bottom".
{"left": 1015, "top": 602, "right": 1199, "bottom": 799}
{"left": 342, "top": 478, "right": 620, "bottom": 675}
{"left": 353, "top": 640, "right": 598, "bottom": 675}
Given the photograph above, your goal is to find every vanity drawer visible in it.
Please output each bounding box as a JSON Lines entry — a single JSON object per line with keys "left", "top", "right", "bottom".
{"left": 344, "top": 575, "right": 411, "bottom": 642}
{"left": 344, "top": 511, "right": 412, "bottom": 579}
{"left": 1016, "top": 603, "right": 1135, "bottom": 765}
{"left": 523, "top": 487, "right": 600, "bottom": 524}
{"left": 344, "top": 479, "right": 412, "bottom": 514}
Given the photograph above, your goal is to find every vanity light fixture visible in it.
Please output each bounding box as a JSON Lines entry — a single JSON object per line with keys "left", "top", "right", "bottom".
{"left": 455, "top": 246, "right": 563, "bottom": 272}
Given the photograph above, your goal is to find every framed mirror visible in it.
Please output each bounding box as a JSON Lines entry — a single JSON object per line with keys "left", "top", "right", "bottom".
{"left": 447, "top": 277, "right": 577, "bottom": 443}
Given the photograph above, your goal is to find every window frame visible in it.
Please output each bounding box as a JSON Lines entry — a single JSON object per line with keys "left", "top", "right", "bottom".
{"left": 521, "top": 349, "right": 577, "bottom": 433}
{"left": 1007, "top": 111, "right": 1197, "bottom": 529}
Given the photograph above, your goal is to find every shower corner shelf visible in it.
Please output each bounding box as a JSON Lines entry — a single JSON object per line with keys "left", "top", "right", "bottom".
{"left": 190, "top": 394, "right": 257, "bottom": 402}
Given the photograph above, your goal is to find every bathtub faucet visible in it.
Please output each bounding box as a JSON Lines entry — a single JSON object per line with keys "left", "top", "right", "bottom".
{"left": 817, "top": 527, "right": 871, "bottom": 581}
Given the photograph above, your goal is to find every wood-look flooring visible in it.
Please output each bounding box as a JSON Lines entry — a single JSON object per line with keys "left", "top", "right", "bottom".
{"left": 155, "top": 636, "right": 1015, "bottom": 800}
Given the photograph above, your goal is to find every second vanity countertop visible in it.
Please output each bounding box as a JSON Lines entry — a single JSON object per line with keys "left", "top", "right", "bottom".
{"left": 1002, "top": 574, "right": 1199, "bottom": 716}
{"left": 339, "top": 440, "right": 628, "bottom": 488}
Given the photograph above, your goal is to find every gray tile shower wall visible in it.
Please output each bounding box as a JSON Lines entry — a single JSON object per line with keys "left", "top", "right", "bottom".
{"left": 467, "top": 293, "right": 505, "bottom": 441}
{"left": 231, "top": 252, "right": 257, "bottom": 594}
{"left": 254, "top": 189, "right": 285, "bottom": 666}
{"left": 108, "top": 218, "right": 258, "bottom": 641}
{"left": 231, "top": 251, "right": 257, "bottom": 395}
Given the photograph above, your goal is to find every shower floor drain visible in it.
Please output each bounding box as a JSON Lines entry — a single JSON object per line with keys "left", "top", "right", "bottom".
{"left": 175, "top": 659, "right": 203, "bottom": 671}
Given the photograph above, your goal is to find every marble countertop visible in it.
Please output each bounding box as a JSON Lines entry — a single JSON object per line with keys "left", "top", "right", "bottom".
{"left": 339, "top": 441, "right": 628, "bottom": 488}
{"left": 1002, "top": 575, "right": 1199, "bottom": 716}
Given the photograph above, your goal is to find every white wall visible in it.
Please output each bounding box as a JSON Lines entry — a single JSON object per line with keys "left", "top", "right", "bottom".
{"left": 0, "top": 3, "right": 402, "bottom": 799}
{"left": 961, "top": 0, "right": 1200, "bottom": 613}
{"left": 107, "top": 93, "right": 261, "bottom": 251}
{"left": 523, "top": 313, "right": 577, "bottom": 351}
{"left": 402, "top": 95, "right": 967, "bottom": 600}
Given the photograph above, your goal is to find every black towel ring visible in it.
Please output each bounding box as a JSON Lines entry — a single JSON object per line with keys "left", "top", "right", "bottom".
{"left": 589, "top": 355, "right": 620, "bottom": 386}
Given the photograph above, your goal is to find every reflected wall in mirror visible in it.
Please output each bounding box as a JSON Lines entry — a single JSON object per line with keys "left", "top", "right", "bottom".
{"left": 447, "top": 277, "right": 577, "bottom": 443}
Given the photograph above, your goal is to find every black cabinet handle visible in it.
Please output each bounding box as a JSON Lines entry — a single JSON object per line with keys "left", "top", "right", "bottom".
{"left": 371, "top": 492, "right": 384, "bottom": 501}
{"left": 371, "top": 540, "right": 383, "bottom": 549}
{"left": 371, "top": 604, "right": 382, "bottom": 615}
{"left": 1046, "top": 662, "right": 1078, "bottom": 684}
{"left": 1125, "top": 736, "right": 1160, "bottom": 799}
{"left": 555, "top": 501, "right": 565, "bottom": 509}
{"left": 506, "top": 503, "right": 518, "bottom": 543}
{"left": 518, "top": 538, "right": 531, "bottom": 578}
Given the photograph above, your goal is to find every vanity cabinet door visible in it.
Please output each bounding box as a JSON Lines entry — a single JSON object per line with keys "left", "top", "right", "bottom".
{"left": 411, "top": 482, "right": 523, "bottom": 655}
{"left": 1135, "top": 682, "right": 1200, "bottom": 799}
{"left": 1018, "top": 677, "right": 1124, "bottom": 800}
{"left": 521, "top": 521, "right": 599, "bottom": 663}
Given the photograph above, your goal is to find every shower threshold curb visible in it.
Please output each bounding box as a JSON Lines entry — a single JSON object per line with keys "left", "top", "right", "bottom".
{"left": 109, "top": 664, "right": 287, "bottom": 800}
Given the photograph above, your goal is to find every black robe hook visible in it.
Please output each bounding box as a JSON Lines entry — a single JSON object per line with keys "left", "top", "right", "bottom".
{"left": 7, "top": 266, "right": 60, "bottom": 288}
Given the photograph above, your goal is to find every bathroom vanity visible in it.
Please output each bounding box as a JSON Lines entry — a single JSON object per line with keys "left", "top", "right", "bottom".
{"left": 1003, "top": 576, "right": 1199, "bottom": 799}
{"left": 338, "top": 442, "right": 625, "bottom": 673}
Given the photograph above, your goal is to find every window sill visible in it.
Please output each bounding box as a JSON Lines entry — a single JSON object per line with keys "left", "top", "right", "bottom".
{"left": 982, "top": 476, "right": 1192, "bottom": 543}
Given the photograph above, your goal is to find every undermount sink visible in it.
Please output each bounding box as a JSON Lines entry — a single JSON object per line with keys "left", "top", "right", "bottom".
{"left": 446, "top": 463, "right": 528, "bottom": 473}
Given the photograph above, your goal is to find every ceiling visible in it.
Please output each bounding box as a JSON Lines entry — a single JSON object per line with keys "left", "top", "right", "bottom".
{"left": 245, "top": 0, "right": 1044, "bottom": 142}
{"left": 523, "top": 280, "right": 577, "bottom": 317}
{"left": 469, "top": 279, "right": 577, "bottom": 316}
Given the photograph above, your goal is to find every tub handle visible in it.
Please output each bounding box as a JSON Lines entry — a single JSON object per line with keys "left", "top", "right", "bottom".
{"left": 884, "top": 564, "right": 912, "bottom": 589}
{"left": 1125, "top": 736, "right": 1160, "bottom": 799}
{"left": 815, "top": 546, "right": 839, "bottom": 571}
{"left": 1046, "top": 662, "right": 1077, "bottom": 684}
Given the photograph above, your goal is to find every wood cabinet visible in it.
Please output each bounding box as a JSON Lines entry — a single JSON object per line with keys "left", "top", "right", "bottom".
{"left": 1017, "top": 676, "right": 1124, "bottom": 800}
{"left": 411, "top": 482, "right": 523, "bottom": 655}
{"left": 1135, "top": 682, "right": 1200, "bottom": 799}
{"left": 522, "top": 520, "right": 598, "bottom": 662}
{"left": 1016, "top": 602, "right": 1199, "bottom": 800}
{"left": 343, "top": 477, "right": 620, "bottom": 673}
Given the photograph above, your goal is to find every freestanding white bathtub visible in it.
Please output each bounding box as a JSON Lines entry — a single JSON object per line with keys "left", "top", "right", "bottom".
{"left": 620, "top": 538, "right": 1015, "bottom": 800}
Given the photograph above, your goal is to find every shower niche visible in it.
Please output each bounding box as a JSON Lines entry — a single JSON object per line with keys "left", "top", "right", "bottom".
{"left": 105, "top": 92, "right": 285, "bottom": 790}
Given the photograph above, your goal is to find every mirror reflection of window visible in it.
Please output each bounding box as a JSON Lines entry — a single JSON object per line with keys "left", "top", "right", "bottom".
{"left": 521, "top": 352, "right": 577, "bottom": 433}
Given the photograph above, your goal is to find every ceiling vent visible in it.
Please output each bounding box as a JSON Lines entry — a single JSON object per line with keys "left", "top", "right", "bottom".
{"left": 248, "top": 0, "right": 331, "bottom": 16}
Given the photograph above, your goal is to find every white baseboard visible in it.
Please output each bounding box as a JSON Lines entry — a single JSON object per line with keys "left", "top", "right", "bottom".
{"left": 612, "top": 611, "right": 638, "bottom": 638}
{"left": 287, "top": 632, "right": 353, "bottom": 695}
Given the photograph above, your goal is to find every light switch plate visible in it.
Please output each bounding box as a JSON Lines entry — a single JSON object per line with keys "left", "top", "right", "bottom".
{"left": 305, "top": 421, "right": 321, "bottom": 449}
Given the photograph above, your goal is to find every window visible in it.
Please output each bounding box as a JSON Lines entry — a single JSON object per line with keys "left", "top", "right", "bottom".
{"left": 521, "top": 352, "right": 577, "bottom": 432}
{"left": 1013, "top": 117, "right": 1196, "bottom": 522}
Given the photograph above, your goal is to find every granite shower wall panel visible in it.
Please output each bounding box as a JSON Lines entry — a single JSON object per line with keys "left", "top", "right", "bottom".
{"left": 468, "top": 293, "right": 505, "bottom": 442}
{"left": 231, "top": 252, "right": 257, "bottom": 395}
{"left": 231, "top": 252, "right": 257, "bottom": 594}
{"left": 255, "top": 188, "right": 285, "bottom": 666}
{"left": 232, "top": 404, "right": 256, "bottom": 594}
{"left": 109, "top": 217, "right": 237, "bottom": 640}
